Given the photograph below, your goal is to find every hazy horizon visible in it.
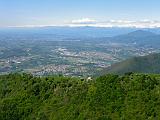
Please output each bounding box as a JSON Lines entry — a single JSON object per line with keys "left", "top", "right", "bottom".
{"left": 1, "top": 0, "right": 160, "bottom": 28}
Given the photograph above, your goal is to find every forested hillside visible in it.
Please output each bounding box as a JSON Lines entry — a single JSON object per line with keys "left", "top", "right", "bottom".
{"left": 1, "top": 73, "right": 160, "bottom": 120}
{"left": 106, "top": 53, "right": 160, "bottom": 74}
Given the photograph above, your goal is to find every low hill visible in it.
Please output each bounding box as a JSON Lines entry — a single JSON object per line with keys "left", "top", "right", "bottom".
{"left": 1, "top": 73, "right": 160, "bottom": 119}
{"left": 111, "top": 30, "right": 160, "bottom": 47}
{"left": 121, "top": 30, "right": 156, "bottom": 37}
{"left": 106, "top": 53, "right": 160, "bottom": 74}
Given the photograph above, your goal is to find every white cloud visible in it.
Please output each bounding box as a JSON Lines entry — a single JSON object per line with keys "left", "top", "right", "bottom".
{"left": 68, "top": 19, "right": 160, "bottom": 28}
{"left": 8, "top": 19, "right": 160, "bottom": 28}
{"left": 71, "top": 18, "right": 96, "bottom": 24}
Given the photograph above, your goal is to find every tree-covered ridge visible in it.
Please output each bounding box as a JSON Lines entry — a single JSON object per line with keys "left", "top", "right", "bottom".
{"left": 105, "top": 53, "right": 160, "bottom": 74}
{"left": 1, "top": 73, "right": 160, "bottom": 120}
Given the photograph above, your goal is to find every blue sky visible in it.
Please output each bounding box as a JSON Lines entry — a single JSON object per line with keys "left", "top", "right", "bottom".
{"left": 0, "top": 0, "right": 160, "bottom": 27}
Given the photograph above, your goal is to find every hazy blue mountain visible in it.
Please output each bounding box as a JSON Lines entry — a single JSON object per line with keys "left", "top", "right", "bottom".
{"left": 0, "top": 26, "right": 138, "bottom": 38}
{"left": 122, "top": 30, "right": 156, "bottom": 37}
{"left": 1, "top": 27, "right": 160, "bottom": 39}
{"left": 109, "top": 30, "right": 160, "bottom": 47}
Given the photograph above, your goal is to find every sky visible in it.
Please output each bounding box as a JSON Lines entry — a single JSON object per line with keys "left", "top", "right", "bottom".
{"left": 0, "top": 0, "right": 160, "bottom": 28}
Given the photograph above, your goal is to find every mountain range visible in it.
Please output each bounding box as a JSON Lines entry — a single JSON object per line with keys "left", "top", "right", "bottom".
{"left": 107, "top": 30, "right": 160, "bottom": 47}
{"left": 1, "top": 26, "right": 160, "bottom": 38}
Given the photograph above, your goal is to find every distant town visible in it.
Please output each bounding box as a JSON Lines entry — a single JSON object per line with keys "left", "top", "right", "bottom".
{"left": 0, "top": 30, "right": 160, "bottom": 77}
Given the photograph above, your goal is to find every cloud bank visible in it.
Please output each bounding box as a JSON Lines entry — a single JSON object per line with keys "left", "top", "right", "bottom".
{"left": 68, "top": 18, "right": 160, "bottom": 28}
{"left": 7, "top": 18, "right": 160, "bottom": 28}
{"left": 71, "top": 18, "right": 96, "bottom": 24}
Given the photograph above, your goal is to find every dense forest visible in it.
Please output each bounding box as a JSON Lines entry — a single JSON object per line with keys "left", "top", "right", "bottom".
{"left": 105, "top": 53, "right": 160, "bottom": 74}
{"left": 1, "top": 73, "right": 160, "bottom": 120}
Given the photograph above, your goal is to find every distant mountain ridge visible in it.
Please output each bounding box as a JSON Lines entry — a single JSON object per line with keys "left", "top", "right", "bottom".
{"left": 114, "top": 29, "right": 157, "bottom": 38}
{"left": 105, "top": 53, "right": 160, "bottom": 74}
{"left": 110, "top": 30, "right": 160, "bottom": 47}
{"left": 122, "top": 30, "right": 156, "bottom": 37}
{"left": 1, "top": 27, "right": 160, "bottom": 38}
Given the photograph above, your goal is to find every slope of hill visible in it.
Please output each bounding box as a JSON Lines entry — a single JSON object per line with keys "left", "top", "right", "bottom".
{"left": 106, "top": 53, "right": 160, "bottom": 74}
{"left": 119, "top": 30, "right": 156, "bottom": 38}
{"left": 111, "top": 30, "right": 160, "bottom": 47}
{"left": 1, "top": 73, "right": 160, "bottom": 120}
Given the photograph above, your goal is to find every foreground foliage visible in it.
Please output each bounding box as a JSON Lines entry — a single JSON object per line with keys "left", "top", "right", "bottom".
{"left": 0, "top": 73, "right": 160, "bottom": 120}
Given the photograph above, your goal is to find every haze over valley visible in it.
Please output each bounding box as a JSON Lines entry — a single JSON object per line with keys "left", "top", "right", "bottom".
{"left": 1, "top": 27, "right": 160, "bottom": 76}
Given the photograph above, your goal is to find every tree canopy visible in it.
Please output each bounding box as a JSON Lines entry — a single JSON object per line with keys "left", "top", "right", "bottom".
{"left": 0, "top": 73, "right": 160, "bottom": 120}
